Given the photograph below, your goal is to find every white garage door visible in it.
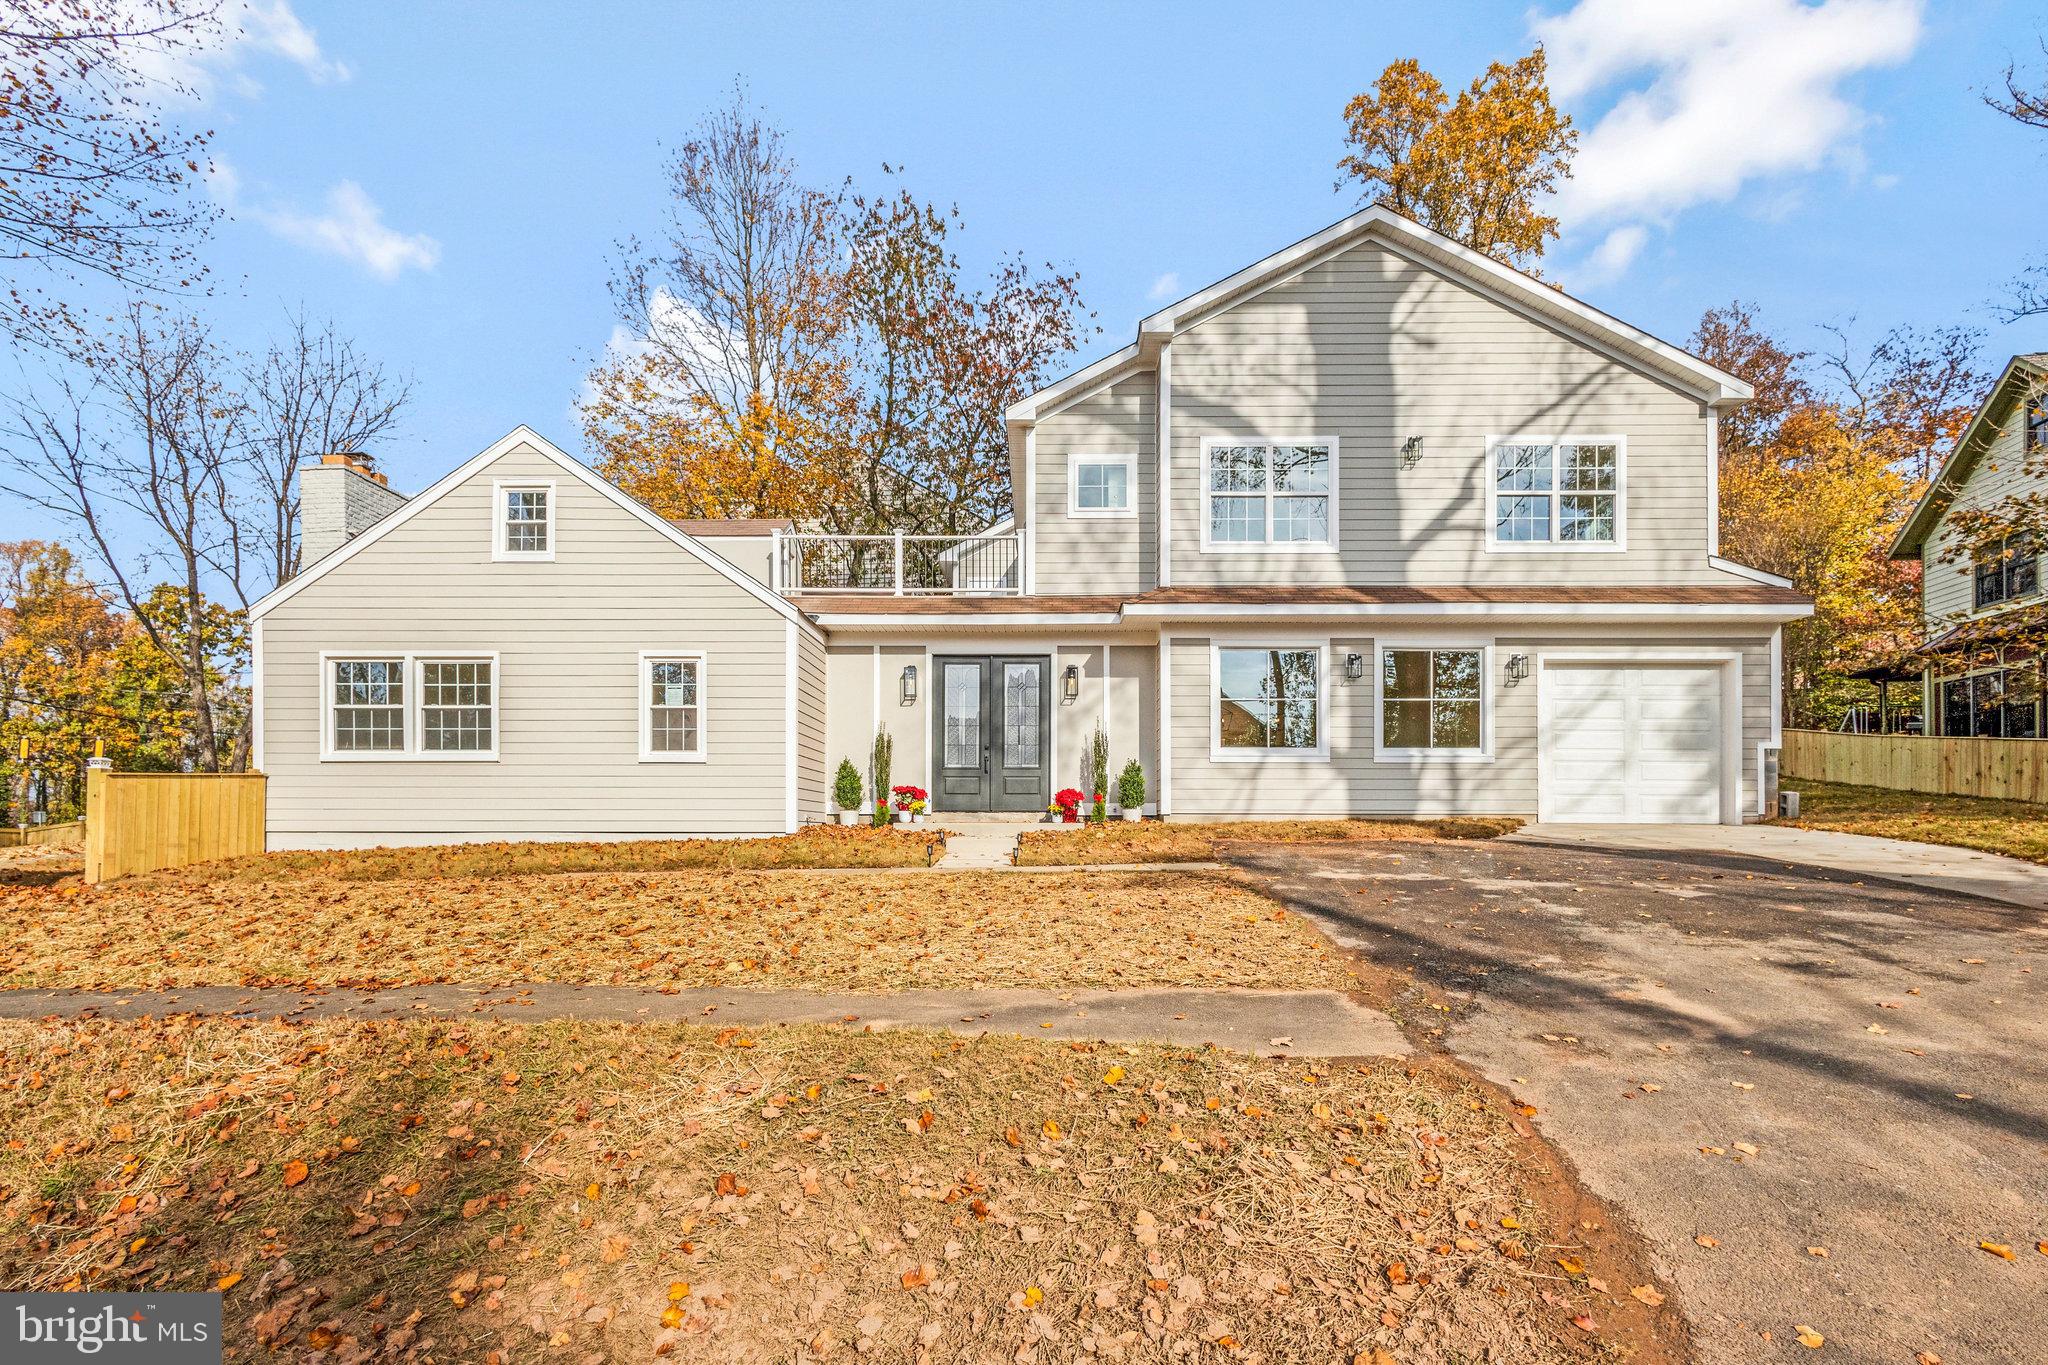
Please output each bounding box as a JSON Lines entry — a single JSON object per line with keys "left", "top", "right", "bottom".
{"left": 1542, "top": 664, "right": 1723, "bottom": 823}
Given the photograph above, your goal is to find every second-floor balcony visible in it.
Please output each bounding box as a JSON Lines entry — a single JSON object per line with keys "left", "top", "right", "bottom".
{"left": 771, "top": 529, "right": 1021, "bottom": 596}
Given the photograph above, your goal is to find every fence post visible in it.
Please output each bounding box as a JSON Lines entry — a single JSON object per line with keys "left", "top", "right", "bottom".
{"left": 769, "top": 528, "right": 783, "bottom": 593}
{"left": 893, "top": 530, "right": 905, "bottom": 596}
{"left": 83, "top": 767, "right": 108, "bottom": 884}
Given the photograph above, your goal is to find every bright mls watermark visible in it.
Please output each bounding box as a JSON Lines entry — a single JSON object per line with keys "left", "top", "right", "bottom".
{"left": 3, "top": 1294, "right": 221, "bottom": 1362}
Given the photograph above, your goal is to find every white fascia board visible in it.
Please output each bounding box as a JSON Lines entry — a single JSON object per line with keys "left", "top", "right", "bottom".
{"left": 1004, "top": 343, "right": 1147, "bottom": 423}
{"left": 1120, "top": 601, "right": 1813, "bottom": 622}
{"left": 1708, "top": 556, "right": 1796, "bottom": 588}
{"left": 250, "top": 424, "right": 826, "bottom": 643}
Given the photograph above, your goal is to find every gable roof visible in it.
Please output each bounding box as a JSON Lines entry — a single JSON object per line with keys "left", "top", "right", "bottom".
{"left": 1890, "top": 353, "right": 2048, "bottom": 559}
{"left": 1006, "top": 205, "right": 1753, "bottom": 425}
{"left": 248, "top": 425, "right": 823, "bottom": 639}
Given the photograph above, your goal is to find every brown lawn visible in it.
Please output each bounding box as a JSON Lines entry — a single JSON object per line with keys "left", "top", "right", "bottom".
{"left": 1016, "top": 817, "right": 1522, "bottom": 867}
{"left": 0, "top": 868, "right": 1353, "bottom": 994}
{"left": 0, "top": 1015, "right": 1613, "bottom": 1362}
{"left": 1777, "top": 779, "right": 2048, "bottom": 866}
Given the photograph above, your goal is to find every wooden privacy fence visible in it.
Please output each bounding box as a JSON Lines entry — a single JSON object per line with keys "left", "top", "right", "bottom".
{"left": 1780, "top": 728, "right": 2048, "bottom": 803}
{"left": 83, "top": 770, "right": 267, "bottom": 884}
{"left": 1, "top": 820, "right": 82, "bottom": 847}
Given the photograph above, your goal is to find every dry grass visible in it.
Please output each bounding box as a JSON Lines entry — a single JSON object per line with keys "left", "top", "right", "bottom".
{"left": 0, "top": 1015, "right": 1599, "bottom": 1362}
{"left": 0, "top": 868, "right": 1354, "bottom": 994}
{"left": 1778, "top": 779, "right": 2048, "bottom": 865}
{"left": 1017, "top": 817, "right": 1523, "bottom": 867}
{"left": 176, "top": 825, "right": 942, "bottom": 883}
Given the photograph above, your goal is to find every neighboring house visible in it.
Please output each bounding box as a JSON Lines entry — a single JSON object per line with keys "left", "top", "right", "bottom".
{"left": 1889, "top": 353, "right": 2048, "bottom": 738}
{"left": 249, "top": 206, "right": 1811, "bottom": 848}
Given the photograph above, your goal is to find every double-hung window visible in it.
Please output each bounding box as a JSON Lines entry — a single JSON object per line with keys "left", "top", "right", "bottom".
{"left": 330, "top": 660, "right": 404, "bottom": 753}
{"left": 1068, "top": 453, "right": 1136, "bottom": 517}
{"left": 1488, "top": 437, "right": 1624, "bottom": 549}
{"left": 1202, "top": 439, "right": 1337, "bottom": 550}
{"left": 2027, "top": 395, "right": 2047, "bottom": 456}
{"left": 493, "top": 480, "right": 555, "bottom": 561}
{"left": 1377, "top": 645, "right": 1489, "bottom": 757}
{"left": 1973, "top": 536, "right": 2038, "bottom": 610}
{"left": 640, "top": 652, "right": 706, "bottom": 761}
{"left": 322, "top": 654, "right": 498, "bottom": 759}
{"left": 1213, "top": 644, "right": 1326, "bottom": 759}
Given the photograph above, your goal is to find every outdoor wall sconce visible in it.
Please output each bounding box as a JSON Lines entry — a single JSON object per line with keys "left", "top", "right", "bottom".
{"left": 901, "top": 665, "right": 917, "bottom": 703}
{"left": 1344, "top": 651, "right": 1365, "bottom": 681}
{"left": 1062, "top": 664, "right": 1080, "bottom": 702}
{"left": 1505, "top": 653, "right": 1531, "bottom": 684}
{"left": 1400, "top": 435, "right": 1425, "bottom": 468}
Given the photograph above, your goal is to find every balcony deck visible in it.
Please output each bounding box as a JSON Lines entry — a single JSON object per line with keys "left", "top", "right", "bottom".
{"left": 771, "top": 530, "right": 1020, "bottom": 596}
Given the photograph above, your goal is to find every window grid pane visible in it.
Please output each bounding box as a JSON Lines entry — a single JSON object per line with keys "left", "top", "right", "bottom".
{"left": 421, "top": 660, "right": 493, "bottom": 752}
{"left": 1382, "top": 648, "right": 1483, "bottom": 751}
{"left": 504, "top": 488, "right": 549, "bottom": 553}
{"left": 332, "top": 659, "right": 403, "bottom": 752}
{"left": 1076, "top": 461, "right": 1129, "bottom": 511}
{"left": 648, "top": 658, "right": 701, "bottom": 753}
{"left": 1218, "top": 647, "right": 1318, "bottom": 750}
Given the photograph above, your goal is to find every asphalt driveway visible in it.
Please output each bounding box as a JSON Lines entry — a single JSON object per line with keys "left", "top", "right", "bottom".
{"left": 1227, "top": 834, "right": 2047, "bottom": 1365}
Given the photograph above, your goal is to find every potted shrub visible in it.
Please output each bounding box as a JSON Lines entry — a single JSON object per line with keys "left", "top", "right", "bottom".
{"left": 869, "top": 727, "right": 893, "bottom": 828}
{"left": 833, "top": 759, "right": 864, "bottom": 826}
{"left": 1051, "top": 788, "right": 1085, "bottom": 823}
{"left": 891, "top": 785, "right": 929, "bottom": 824}
{"left": 1117, "top": 759, "right": 1145, "bottom": 821}
{"left": 1087, "top": 726, "right": 1110, "bottom": 824}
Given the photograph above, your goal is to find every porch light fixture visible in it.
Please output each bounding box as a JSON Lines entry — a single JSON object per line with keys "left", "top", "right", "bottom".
{"left": 1062, "top": 664, "right": 1080, "bottom": 702}
{"left": 1344, "top": 651, "right": 1365, "bottom": 681}
{"left": 1400, "top": 435, "right": 1425, "bottom": 468}
{"left": 901, "top": 665, "right": 917, "bottom": 703}
{"left": 1506, "top": 653, "right": 1531, "bottom": 684}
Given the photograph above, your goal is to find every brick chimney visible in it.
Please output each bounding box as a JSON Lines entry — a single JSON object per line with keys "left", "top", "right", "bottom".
{"left": 297, "top": 452, "right": 407, "bottom": 571}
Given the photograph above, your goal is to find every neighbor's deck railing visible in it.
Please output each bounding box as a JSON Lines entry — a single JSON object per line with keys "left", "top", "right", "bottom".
{"left": 771, "top": 529, "right": 1021, "bottom": 595}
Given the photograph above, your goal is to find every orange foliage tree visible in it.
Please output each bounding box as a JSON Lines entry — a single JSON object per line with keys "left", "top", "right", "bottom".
{"left": 1336, "top": 49, "right": 1577, "bottom": 270}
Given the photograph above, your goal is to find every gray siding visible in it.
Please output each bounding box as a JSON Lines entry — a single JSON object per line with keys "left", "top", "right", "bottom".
{"left": 1165, "top": 626, "right": 1774, "bottom": 820}
{"left": 259, "top": 442, "right": 801, "bottom": 845}
{"left": 1923, "top": 406, "right": 2034, "bottom": 627}
{"left": 1032, "top": 374, "right": 1158, "bottom": 593}
{"left": 1162, "top": 238, "right": 1720, "bottom": 586}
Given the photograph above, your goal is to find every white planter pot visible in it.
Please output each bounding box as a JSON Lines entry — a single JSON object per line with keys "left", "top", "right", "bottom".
{"left": 894, "top": 811, "right": 912, "bottom": 824}
{"left": 837, "top": 810, "right": 860, "bottom": 826}
{"left": 912, "top": 812, "right": 925, "bottom": 824}
{"left": 1122, "top": 808, "right": 1143, "bottom": 822}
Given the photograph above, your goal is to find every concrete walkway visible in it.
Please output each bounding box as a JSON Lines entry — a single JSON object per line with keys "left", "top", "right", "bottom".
{"left": 1515, "top": 822, "right": 2048, "bottom": 911}
{"left": 0, "top": 983, "right": 1407, "bottom": 1058}
{"left": 931, "top": 820, "right": 1034, "bottom": 869}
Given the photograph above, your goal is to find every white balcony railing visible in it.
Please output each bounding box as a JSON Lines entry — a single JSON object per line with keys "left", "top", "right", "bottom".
{"left": 772, "top": 529, "right": 1021, "bottom": 595}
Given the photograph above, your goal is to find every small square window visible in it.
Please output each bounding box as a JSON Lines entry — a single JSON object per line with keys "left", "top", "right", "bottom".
{"left": 494, "top": 481, "right": 555, "bottom": 560}
{"left": 1068, "top": 454, "right": 1135, "bottom": 517}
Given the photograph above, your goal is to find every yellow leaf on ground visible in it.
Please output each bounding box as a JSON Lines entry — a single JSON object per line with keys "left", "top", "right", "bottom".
{"left": 1795, "top": 1325, "right": 1824, "bottom": 1349}
{"left": 1978, "top": 1241, "right": 2016, "bottom": 1260}
{"left": 216, "top": 1272, "right": 243, "bottom": 1292}
{"left": 1022, "top": 1286, "right": 1043, "bottom": 1307}
{"left": 282, "top": 1160, "right": 308, "bottom": 1188}
{"left": 1101, "top": 1066, "right": 1125, "bottom": 1085}
{"left": 1630, "top": 1284, "right": 1665, "bottom": 1306}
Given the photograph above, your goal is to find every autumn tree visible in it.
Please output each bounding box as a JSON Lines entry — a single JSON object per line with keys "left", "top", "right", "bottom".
{"left": 582, "top": 91, "right": 1092, "bottom": 536}
{"left": 1336, "top": 48, "right": 1577, "bottom": 270}
{"left": 0, "top": 540, "right": 128, "bottom": 820}
{"left": 0, "top": 0, "right": 223, "bottom": 343}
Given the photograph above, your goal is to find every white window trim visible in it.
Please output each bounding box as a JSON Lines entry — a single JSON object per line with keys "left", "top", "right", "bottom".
{"left": 1198, "top": 435, "right": 1341, "bottom": 554}
{"left": 492, "top": 479, "right": 557, "bottom": 562}
{"left": 1483, "top": 434, "right": 1627, "bottom": 553}
{"left": 1372, "top": 639, "right": 1495, "bottom": 763}
{"left": 319, "top": 651, "right": 500, "bottom": 762}
{"left": 1208, "top": 639, "right": 1332, "bottom": 762}
{"left": 1066, "top": 451, "right": 1138, "bottom": 519}
{"left": 639, "top": 649, "right": 708, "bottom": 763}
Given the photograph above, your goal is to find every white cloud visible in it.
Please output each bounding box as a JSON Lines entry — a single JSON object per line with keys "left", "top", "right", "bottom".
{"left": 237, "top": 1, "right": 351, "bottom": 84}
{"left": 249, "top": 182, "right": 440, "bottom": 280}
{"left": 1535, "top": 0, "right": 1922, "bottom": 281}
{"left": 1576, "top": 225, "right": 1649, "bottom": 287}
{"left": 1147, "top": 272, "right": 1181, "bottom": 302}
{"left": 133, "top": 0, "right": 349, "bottom": 101}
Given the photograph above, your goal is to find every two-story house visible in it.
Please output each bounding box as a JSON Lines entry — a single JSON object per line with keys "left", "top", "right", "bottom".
{"left": 248, "top": 207, "right": 1811, "bottom": 848}
{"left": 1890, "top": 353, "right": 2048, "bottom": 738}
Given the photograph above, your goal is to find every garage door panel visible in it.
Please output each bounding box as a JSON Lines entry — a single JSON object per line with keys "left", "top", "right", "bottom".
{"left": 1542, "top": 663, "right": 1724, "bottom": 824}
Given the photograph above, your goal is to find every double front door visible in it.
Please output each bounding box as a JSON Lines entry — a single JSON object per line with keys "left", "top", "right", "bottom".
{"left": 933, "top": 655, "right": 1050, "bottom": 812}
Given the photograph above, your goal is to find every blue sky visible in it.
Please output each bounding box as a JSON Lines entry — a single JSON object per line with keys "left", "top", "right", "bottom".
{"left": 6, "top": 0, "right": 2044, "bottom": 542}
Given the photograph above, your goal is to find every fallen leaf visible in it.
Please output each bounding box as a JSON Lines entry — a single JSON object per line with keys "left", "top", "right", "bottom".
{"left": 1022, "top": 1285, "right": 1043, "bottom": 1307}
{"left": 1101, "top": 1066, "right": 1126, "bottom": 1085}
{"left": 1630, "top": 1284, "right": 1665, "bottom": 1307}
{"left": 1978, "top": 1241, "right": 2016, "bottom": 1261}
{"left": 216, "top": 1272, "right": 243, "bottom": 1292}
{"left": 1571, "top": 1314, "right": 1597, "bottom": 1332}
{"left": 1806, "top": 1246, "right": 1829, "bottom": 1258}
{"left": 1795, "top": 1325, "right": 1824, "bottom": 1349}
{"left": 1694, "top": 1234, "right": 1719, "bottom": 1249}
{"left": 281, "top": 1160, "right": 308, "bottom": 1188}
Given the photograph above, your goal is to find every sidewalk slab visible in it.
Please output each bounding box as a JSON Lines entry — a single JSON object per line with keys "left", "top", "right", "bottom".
{"left": 0, "top": 984, "right": 1408, "bottom": 1058}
